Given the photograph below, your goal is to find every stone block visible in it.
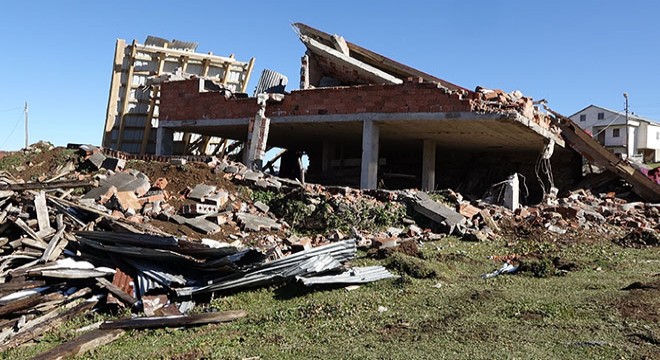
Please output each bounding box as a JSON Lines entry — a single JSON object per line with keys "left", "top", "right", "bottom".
{"left": 188, "top": 184, "right": 217, "bottom": 201}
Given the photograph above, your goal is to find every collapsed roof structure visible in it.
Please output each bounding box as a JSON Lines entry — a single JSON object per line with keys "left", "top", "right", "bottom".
{"left": 107, "top": 24, "right": 660, "bottom": 202}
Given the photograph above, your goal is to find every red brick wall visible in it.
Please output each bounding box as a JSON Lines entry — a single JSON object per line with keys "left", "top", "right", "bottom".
{"left": 159, "top": 79, "right": 473, "bottom": 122}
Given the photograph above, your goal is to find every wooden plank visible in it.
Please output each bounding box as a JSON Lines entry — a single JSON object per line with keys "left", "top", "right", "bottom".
{"left": 0, "top": 180, "right": 96, "bottom": 192}
{"left": 11, "top": 217, "right": 46, "bottom": 245}
{"left": 41, "top": 225, "right": 66, "bottom": 263}
{"left": 1, "top": 299, "right": 95, "bottom": 350}
{"left": 0, "top": 292, "right": 62, "bottom": 317}
{"left": 0, "top": 280, "right": 46, "bottom": 292}
{"left": 241, "top": 58, "right": 255, "bottom": 93}
{"left": 31, "top": 328, "right": 125, "bottom": 360}
{"left": 20, "top": 238, "right": 48, "bottom": 251}
{"left": 100, "top": 310, "right": 247, "bottom": 330}
{"left": 115, "top": 39, "right": 138, "bottom": 150}
{"left": 102, "top": 38, "right": 127, "bottom": 148}
{"left": 95, "top": 277, "right": 137, "bottom": 307}
{"left": 34, "top": 191, "right": 51, "bottom": 233}
{"left": 140, "top": 86, "right": 159, "bottom": 156}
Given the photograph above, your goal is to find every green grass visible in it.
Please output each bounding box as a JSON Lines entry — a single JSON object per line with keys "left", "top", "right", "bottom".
{"left": 3, "top": 237, "right": 659, "bottom": 359}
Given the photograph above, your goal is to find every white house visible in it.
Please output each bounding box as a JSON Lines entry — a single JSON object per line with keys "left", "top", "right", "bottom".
{"left": 569, "top": 105, "right": 660, "bottom": 162}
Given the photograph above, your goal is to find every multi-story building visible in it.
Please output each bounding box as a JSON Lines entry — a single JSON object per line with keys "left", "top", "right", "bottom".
{"left": 570, "top": 105, "right": 660, "bottom": 162}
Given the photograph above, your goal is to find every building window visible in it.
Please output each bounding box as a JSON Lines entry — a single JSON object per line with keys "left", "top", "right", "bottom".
{"left": 613, "top": 128, "right": 620, "bottom": 137}
{"left": 579, "top": 114, "right": 586, "bottom": 122}
{"left": 598, "top": 112, "right": 605, "bottom": 120}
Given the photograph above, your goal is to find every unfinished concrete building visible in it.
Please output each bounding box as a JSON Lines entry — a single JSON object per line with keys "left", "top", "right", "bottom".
{"left": 103, "top": 36, "right": 254, "bottom": 155}
{"left": 148, "top": 23, "right": 660, "bottom": 203}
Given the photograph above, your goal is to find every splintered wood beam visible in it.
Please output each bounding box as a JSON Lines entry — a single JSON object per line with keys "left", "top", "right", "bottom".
{"left": 241, "top": 58, "right": 256, "bottom": 93}
{"left": 100, "top": 310, "right": 247, "bottom": 330}
{"left": 31, "top": 328, "right": 126, "bottom": 360}
{"left": 40, "top": 225, "right": 66, "bottom": 263}
{"left": 10, "top": 217, "right": 46, "bottom": 245}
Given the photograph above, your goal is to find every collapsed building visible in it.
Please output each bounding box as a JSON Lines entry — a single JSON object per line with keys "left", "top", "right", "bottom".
{"left": 107, "top": 24, "right": 660, "bottom": 203}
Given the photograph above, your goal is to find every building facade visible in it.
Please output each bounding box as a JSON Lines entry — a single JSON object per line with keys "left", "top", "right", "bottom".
{"left": 570, "top": 105, "right": 660, "bottom": 162}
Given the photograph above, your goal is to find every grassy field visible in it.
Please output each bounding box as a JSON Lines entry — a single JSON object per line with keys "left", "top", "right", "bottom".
{"left": 2, "top": 235, "right": 658, "bottom": 360}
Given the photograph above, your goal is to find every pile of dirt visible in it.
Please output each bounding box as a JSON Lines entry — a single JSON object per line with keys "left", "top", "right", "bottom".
{"left": 614, "top": 228, "right": 660, "bottom": 248}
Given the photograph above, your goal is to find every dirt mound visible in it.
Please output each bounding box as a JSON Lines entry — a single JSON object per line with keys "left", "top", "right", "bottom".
{"left": 0, "top": 144, "right": 80, "bottom": 181}
{"left": 614, "top": 229, "right": 660, "bottom": 248}
{"left": 126, "top": 160, "right": 238, "bottom": 196}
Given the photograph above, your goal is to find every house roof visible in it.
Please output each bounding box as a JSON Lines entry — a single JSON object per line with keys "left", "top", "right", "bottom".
{"left": 569, "top": 104, "right": 660, "bottom": 125}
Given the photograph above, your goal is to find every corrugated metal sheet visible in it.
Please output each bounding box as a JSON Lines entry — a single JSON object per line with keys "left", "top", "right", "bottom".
{"left": 254, "top": 69, "right": 288, "bottom": 95}
{"left": 297, "top": 266, "right": 398, "bottom": 286}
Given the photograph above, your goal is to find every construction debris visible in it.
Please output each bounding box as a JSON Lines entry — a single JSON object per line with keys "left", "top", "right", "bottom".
{"left": 0, "top": 140, "right": 658, "bottom": 354}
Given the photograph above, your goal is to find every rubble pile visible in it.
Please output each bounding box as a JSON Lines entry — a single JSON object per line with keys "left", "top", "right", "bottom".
{"left": 0, "top": 145, "right": 401, "bottom": 353}
{"left": 0, "top": 143, "right": 658, "bottom": 354}
{"left": 472, "top": 86, "right": 558, "bottom": 137}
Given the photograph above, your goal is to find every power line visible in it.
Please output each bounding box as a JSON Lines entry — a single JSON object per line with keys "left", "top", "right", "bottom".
{"left": 0, "top": 111, "right": 25, "bottom": 150}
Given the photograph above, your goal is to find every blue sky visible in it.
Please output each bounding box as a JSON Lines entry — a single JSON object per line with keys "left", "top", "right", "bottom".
{"left": 0, "top": 0, "right": 658, "bottom": 150}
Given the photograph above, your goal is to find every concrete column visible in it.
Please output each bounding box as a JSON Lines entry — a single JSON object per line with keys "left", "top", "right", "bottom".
{"left": 360, "top": 120, "right": 379, "bottom": 189}
{"left": 503, "top": 173, "right": 520, "bottom": 210}
{"left": 422, "top": 139, "right": 436, "bottom": 191}
{"left": 155, "top": 127, "right": 174, "bottom": 155}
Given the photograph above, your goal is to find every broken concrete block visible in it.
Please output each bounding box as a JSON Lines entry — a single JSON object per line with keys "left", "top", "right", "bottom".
{"left": 582, "top": 210, "right": 606, "bottom": 223}
{"left": 180, "top": 203, "right": 218, "bottom": 215}
{"left": 224, "top": 165, "right": 239, "bottom": 174}
{"left": 373, "top": 237, "right": 399, "bottom": 249}
{"left": 288, "top": 236, "right": 312, "bottom": 251}
{"left": 407, "top": 224, "right": 422, "bottom": 237}
{"left": 255, "top": 179, "right": 270, "bottom": 188}
{"left": 101, "top": 172, "right": 151, "bottom": 197}
{"left": 139, "top": 190, "right": 166, "bottom": 205}
{"left": 185, "top": 217, "right": 221, "bottom": 235}
{"left": 110, "top": 191, "right": 142, "bottom": 213}
{"left": 188, "top": 184, "right": 217, "bottom": 201}
{"left": 386, "top": 227, "right": 404, "bottom": 237}
{"left": 458, "top": 203, "right": 481, "bottom": 219}
{"left": 204, "top": 190, "right": 229, "bottom": 207}
{"left": 101, "top": 157, "right": 126, "bottom": 171}
{"left": 479, "top": 209, "right": 500, "bottom": 232}
{"left": 153, "top": 178, "right": 168, "bottom": 190}
{"left": 462, "top": 230, "right": 488, "bottom": 242}
{"left": 236, "top": 213, "right": 281, "bottom": 232}
{"left": 82, "top": 185, "right": 118, "bottom": 204}
{"left": 410, "top": 192, "right": 466, "bottom": 235}
{"left": 85, "top": 152, "right": 106, "bottom": 170}
{"left": 170, "top": 158, "right": 187, "bottom": 166}
{"left": 244, "top": 170, "right": 262, "bottom": 182}
{"left": 254, "top": 201, "right": 270, "bottom": 213}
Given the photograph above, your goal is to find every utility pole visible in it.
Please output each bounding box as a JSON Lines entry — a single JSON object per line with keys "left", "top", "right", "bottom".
{"left": 623, "top": 93, "right": 629, "bottom": 158}
{"left": 24, "top": 101, "right": 29, "bottom": 149}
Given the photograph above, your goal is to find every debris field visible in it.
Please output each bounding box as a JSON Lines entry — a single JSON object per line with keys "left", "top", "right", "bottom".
{"left": 0, "top": 142, "right": 657, "bottom": 358}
